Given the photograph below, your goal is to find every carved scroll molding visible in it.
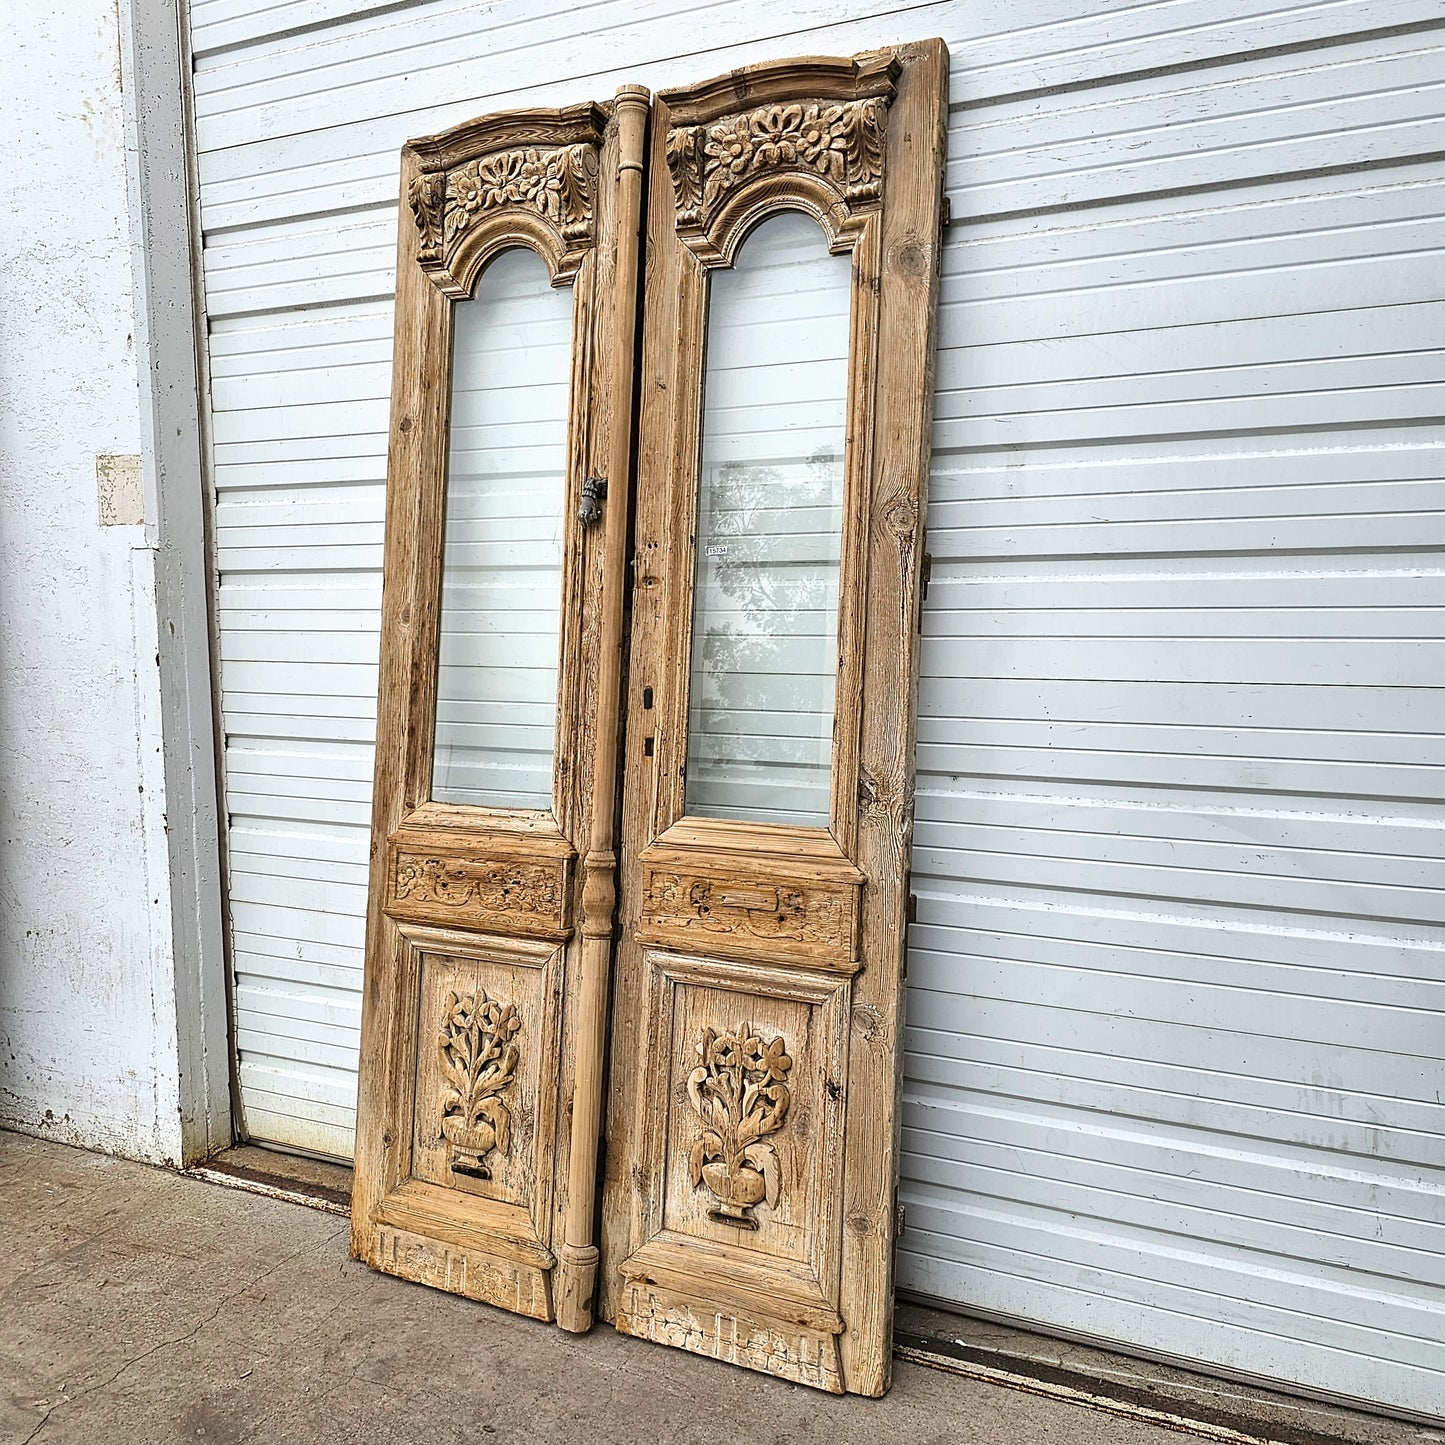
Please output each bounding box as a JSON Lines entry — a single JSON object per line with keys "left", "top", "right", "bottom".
{"left": 404, "top": 103, "right": 607, "bottom": 293}
{"left": 396, "top": 854, "right": 562, "bottom": 915}
{"left": 385, "top": 840, "right": 573, "bottom": 939}
{"left": 658, "top": 52, "right": 899, "bottom": 264}
{"left": 438, "top": 988, "right": 520, "bottom": 1180}
{"left": 687, "top": 1023, "right": 793, "bottom": 1228}
{"left": 639, "top": 866, "right": 859, "bottom": 969}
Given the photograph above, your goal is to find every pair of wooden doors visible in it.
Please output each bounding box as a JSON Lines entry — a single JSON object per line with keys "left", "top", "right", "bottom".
{"left": 351, "top": 42, "right": 947, "bottom": 1397}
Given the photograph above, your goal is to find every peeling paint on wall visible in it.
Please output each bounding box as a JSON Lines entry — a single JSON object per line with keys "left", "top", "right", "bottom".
{"left": 0, "top": 2, "right": 183, "bottom": 1164}
{"left": 96, "top": 453, "right": 144, "bottom": 526}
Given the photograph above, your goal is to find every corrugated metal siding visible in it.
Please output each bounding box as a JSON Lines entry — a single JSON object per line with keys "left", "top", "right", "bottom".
{"left": 191, "top": 0, "right": 1445, "bottom": 1414}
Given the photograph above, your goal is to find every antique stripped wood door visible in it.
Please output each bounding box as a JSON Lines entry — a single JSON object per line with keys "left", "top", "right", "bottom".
{"left": 351, "top": 89, "right": 647, "bottom": 1329}
{"left": 600, "top": 44, "right": 948, "bottom": 1395}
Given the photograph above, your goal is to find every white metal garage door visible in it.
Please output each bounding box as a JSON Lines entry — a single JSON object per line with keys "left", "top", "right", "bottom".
{"left": 192, "top": 0, "right": 1445, "bottom": 1417}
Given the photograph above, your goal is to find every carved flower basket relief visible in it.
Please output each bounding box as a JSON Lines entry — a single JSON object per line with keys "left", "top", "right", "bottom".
{"left": 438, "top": 989, "right": 520, "bottom": 1181}
{"left": 687, "top": 1024, "right": 793, "bottom": 1229}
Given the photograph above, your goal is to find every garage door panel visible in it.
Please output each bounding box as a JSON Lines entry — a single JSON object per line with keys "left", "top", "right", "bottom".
{"left": 908, "top": 917, "right": 1443, "bottom": 1011}
{"left": 917, "top": 740, "right": 1443, "bottom": 805}
{"left": 939, "top": 436, "right": 1445, "bottom": 506}
{"left": 905, "top": 1026, "right": 1445, "bottom": 1167}
{"left": 902, "top": 1125, "right": 1445, "bottom": 1289}
{"left": 918, "top": 804, "right": 1445, "bottom": 881}
{"left": 909, "top": 989, "right": 1438, "bottom": 1107}
{"left": 898, "top": 1221, "right": 1445, "bottom": 1394}
{"left": 229, "top": 890, "right": 365, "bottom": 950}
{"left": 190, "top": 12, "right": 1442, "bottom": 231}
{"left": 910, "top": 949, "right": 1444, "bottom": 1059}
{"left": 920, "top": 678, "right": 1443, "bottom": 744}
{"left": 900, "top": 1197, "right": 1445, "bottom": 1358}
{"left": 902, "top": 1097, "right": 1445, "bottom": 1247}
{"left": 914, "top": 843, "right": 1443, "bottom": 926}
{"left": 917, "top": 781, "right": 1445, "bottom": 857}
{"left": 234, "top": 926, "right": 361, "bottom": 969}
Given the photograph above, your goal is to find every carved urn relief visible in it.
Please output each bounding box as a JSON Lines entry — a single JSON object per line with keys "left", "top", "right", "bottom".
{"left": 687, "top": 1024, "right": 793, "bottom": 1228}
{"left": 437, "top": 988, "right": 521, "bottom": 1180}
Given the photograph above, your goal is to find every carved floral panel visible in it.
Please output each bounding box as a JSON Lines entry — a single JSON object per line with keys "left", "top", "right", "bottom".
{"left": 437, "top": 987, "right": 521, "bottom": 1181}
{"left": 658, "top": 975, "right": 825, "bottom": 1263}
{"left": 407, "top": 133, "right": 600, "bottom": 283}
{"left": 408, "top": 940, "right": 558, "bottom": 1211}
{"left": 444, "top": 144, "right": 598, "bottom": 244}
{"left": 687, "top": 1023, "right": 793, "bottom": 1228}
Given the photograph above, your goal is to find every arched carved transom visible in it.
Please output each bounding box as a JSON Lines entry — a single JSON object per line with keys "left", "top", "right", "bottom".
{"left": 660, "top": 52, "right": 899, "bottom": 264}
{"left": 404, "top": 102, "right": 607, "bottom": 294}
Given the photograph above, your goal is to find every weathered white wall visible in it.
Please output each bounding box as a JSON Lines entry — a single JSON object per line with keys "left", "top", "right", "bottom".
{"left": 0, "top": 3, "right": 188, "bottom": 1163}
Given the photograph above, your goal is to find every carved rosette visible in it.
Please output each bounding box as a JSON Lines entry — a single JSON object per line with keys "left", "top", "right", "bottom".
{"left": 438, "top": 988, "right": 521, "bottom": 1181}
{"left": 687, "top": 1024, "right": 793, "bottom": 1229}
{"left": 665, "top": 91, "right": 892, "bottom": 258}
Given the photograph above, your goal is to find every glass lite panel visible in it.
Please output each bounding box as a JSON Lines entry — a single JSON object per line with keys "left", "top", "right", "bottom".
{"left": 684, "top": 211, "right": 852, "bottom": 826}
{"left": 432, "top": 247, "right": 573, "bottom": 809}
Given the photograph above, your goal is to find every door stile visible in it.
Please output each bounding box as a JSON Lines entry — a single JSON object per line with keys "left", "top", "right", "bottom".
{"left": 351, "top": 136, "right": 451, "bottom": 1269}
{"left": 352, "top": 94, "right": 648, "bottom": 1323}
{"left": 834, "top": 42, "right": 950, "bottom": 1394}
{"left": 828, "top": 215, "right": 883, "bottom": 861}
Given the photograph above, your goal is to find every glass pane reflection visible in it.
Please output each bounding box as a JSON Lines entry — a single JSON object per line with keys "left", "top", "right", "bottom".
{"left": 684, "top": 211, "right": 851, "bottom": 826}
{"left": 432, "top": 247, "right": 573, "bottom": 810}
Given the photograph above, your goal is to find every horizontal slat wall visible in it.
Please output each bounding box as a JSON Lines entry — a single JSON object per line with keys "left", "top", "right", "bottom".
{"left": 191, "top": 0, "right": 1445, "bottom": 1415}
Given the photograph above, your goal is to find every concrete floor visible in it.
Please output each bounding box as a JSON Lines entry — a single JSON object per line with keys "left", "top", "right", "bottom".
{"left": 0, "top": 1131, "right": 1343, "bottom": 1444}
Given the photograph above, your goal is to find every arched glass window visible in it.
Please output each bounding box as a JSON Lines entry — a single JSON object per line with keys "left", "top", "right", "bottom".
{"left": 432, "top": 247, "right": 574, "bottom": 809}
{"left": 684, "top": 211, "right": 852, "bottom": 826}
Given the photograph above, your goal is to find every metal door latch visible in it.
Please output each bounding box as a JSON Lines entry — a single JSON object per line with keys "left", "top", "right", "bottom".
{"left": 578, "top": 476, "right": 608, "bottom": 528}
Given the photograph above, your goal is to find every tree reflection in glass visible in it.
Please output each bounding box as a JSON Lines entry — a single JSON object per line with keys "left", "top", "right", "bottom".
{"left": 684, "top": 211, "right": 851, "bottom": 826}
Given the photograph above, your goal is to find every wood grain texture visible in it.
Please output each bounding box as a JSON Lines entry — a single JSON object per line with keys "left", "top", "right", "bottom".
{"left": 600, "top": 42, "right": 947, "bottom": 1396}
{"left": 352, "top": 95, "right": 646, "bottom": 1329}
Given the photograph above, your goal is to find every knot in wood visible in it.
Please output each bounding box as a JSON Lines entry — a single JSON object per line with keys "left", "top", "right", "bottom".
{"left": 889, "top": 236, "right": 929, "bottom": 277}
{"left": 852, "top": 1004, "right": 881, "bottom": 1040}
{"left": 877, "top": 492, "right": 917, "bottom": 541}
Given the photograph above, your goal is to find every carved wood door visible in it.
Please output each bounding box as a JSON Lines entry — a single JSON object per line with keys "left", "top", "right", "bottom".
{"left": 351, "top": 89, "right": 648, "bottom": 1330}
{"left": 599, "top": 44, "right": 948, "bottom": 1396}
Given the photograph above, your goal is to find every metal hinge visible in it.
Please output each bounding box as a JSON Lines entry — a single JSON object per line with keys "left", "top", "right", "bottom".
{"left": 896, "top": 1200, "right": 907, "bottom": 1240}
{"left": 902, "top": 889, "right": 917, "bottom": 980}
